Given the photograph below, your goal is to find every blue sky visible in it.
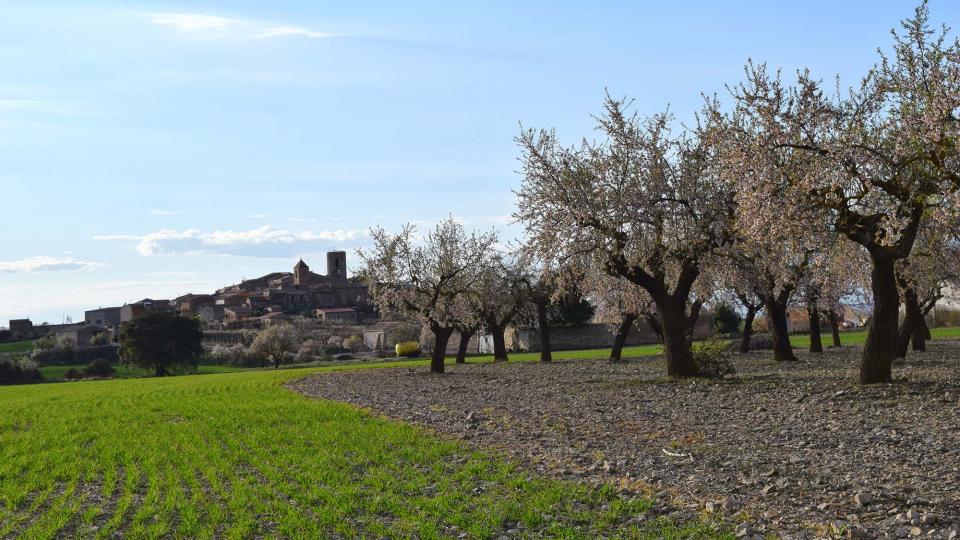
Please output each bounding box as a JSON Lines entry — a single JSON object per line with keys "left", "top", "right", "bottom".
{"left": 1, "top": 0, "right": 956, "bottom": 325}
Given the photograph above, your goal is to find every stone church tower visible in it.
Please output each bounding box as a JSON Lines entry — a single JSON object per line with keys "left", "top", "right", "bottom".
{"left": 294, "top": 258, "right": 311, "bottom": 287}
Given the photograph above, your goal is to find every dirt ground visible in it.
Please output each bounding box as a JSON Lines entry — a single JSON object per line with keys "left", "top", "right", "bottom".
{"left": 290, "top": 342, "right": 960, "bottom": 539}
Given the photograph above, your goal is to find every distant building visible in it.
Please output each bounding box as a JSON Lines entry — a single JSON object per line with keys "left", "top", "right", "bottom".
{"left": 8, "top": 319, "right": 34, "bottom": 340}
{"left": 120, "top": 299, "right": 175, "bottom": 323}
{"left": 174, "top": 294, "right": 215, "bottom": 317}
{"left": 85, "top": 307, "right": 122, "bottom": 336}
{"left": 53, "top": 324, "right": 110, "bottom": 347}
{"left": 211, "top": 252, "right": 370, "bottom": 322}
{"left": 316, "top": 307, "right": 359, "bottom": 324}
{"left": 363, "top": 321, "right": 406, "bottom": 350}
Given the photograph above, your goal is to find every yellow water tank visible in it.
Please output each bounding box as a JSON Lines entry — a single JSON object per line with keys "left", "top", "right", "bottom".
{"left": 395, "top": 341, "right": 420, "bottom": 357}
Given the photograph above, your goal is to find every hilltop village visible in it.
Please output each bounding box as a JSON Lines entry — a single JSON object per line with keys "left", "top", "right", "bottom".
{"left": 4, "top": 252, "right": 374, "bottom": 346}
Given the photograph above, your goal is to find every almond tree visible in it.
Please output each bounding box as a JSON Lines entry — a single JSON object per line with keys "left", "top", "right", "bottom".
{"left": 474, "top": 252, "right": 530, "bottom": 363}
{"left": 516, "top": 96, "right": 735, "bottom": 377}
{"left": 583, "top": 270, "right": 656, "bottom": 362}
{"left": 730, "top": 5, "right": 960, "bottom": 383}
{"left": 358, "top": 218, "right": 496, "bottom": 373}
{"left": 895, "top": 223, "right": 960, "bottom": 358}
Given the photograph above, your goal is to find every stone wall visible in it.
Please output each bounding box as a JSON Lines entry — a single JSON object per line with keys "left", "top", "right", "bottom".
{"left": 497, "top": 313, "right": 714, "bottom": 353}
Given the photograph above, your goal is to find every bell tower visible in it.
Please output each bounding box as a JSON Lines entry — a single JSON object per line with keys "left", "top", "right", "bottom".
{"left": 326, "top": 251, "right": 347, "bottom": 282}
{"left": 294, "top": 258, "right": 311, "bottom": 287}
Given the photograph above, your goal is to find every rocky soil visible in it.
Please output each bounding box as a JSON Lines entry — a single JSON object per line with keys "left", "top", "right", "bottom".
{"left": 290, "top": 342, "right": 960, "bottom": 539}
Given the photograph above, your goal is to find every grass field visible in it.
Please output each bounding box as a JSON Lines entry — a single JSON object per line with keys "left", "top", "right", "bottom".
{"left": 0, "top": 340, "right": 34, "bottom": 355}
{"left": 0, "top": 363, "right": 725, "bottom": 539}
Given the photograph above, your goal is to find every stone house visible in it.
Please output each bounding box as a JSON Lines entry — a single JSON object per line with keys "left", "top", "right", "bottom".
{"left": 85, "top": 307, "right": 122, "bottom": 336}
{"left": 120, "top": 299, "right": 175, "bottom": 322}
{"left": 8, "top": 319, "right": 34, "bottom": 340}
{"left": 316, "top": 307, "right": 359, "bottom": 324}
{"left": 53, "top": 324, "right": 110, "bottom": 347}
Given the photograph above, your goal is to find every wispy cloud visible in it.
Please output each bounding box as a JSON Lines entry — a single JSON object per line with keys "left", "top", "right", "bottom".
{"left": 0, "top": 256, "right": 105, "bottom": 273}
{"left": 246, "top": 213, "right": 270, "bottom": 219}
{"left": 147, "top": 13, "right": 237, "bottom": 33}
{"left": 150, "top": 209, "right": 188, "bottom": 216}
{"left": 94, "top": 225, "right": 363, "bottom": 257}
{"left": 253, "top": 26, "right": 330, "bottom": 39}
{"left": 145, "top": 12, "right": 332, "bottom": 41}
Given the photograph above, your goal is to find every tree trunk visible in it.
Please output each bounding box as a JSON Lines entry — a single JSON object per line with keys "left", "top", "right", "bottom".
{"left": 895, "top": 276, "right": 921, "bottom": 360}
{"left": 536, "top": 298, "right": 552, "bottom": 363}
{"left": 455, "top": 329, "right": 474, "bottom": 364}
{"left": 807, "top": 301, "right": 823, "bottom": 353}
{"left": 860, "top": 256, "right": 898, "bottom": 384}
{"left": 658, "top": 297, "right": 697, "bottom": 377}
{"left": 490, "top": 322, "right": 509, "bottom": 362}
{"left": 686, "top": 299, "right": 703, "bottom": 346}
{"left": 430, "top": 325, "right": 454, "bottom": 374}
{"left": 911, "top": 320, "right": 926, "bottom": 351}
{"left": 609, "top": 313, "right": 636, "bottom": 362}
{"left": 826, "top": 309, "right": 842, "bottom": 347}
{"left": 739, "top": 307, "right": 756, "bottom": 354}
{"left": 642, "top": 311, "right": 664, "bottom": 343}
{"left": 154, "top": 366, "right": 168, "bottom": 377}
{"left": 763, "top": 293, "right": 797, "bottom": 362}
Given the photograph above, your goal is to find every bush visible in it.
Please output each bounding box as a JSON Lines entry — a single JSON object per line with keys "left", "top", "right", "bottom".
{"left": 84, "top": 358, "right": 116, "bottom": 378}
{"left": 0, "top": 357, "right": 43, "bottom": 385}
{"left": 297, "top": 339, "right": 327, "bottom": 363}
{"left": 713, "top": 303, "right": 742, "bottom": 336}
{"left": 64, "top": 368, "right": 85, "bottom": 380}
{"left": 692, "top": 339, "right": 736, "bottom": 379}
{"left": 211, "top": 344, "right": 260, "bottom": 367}
{"left": 343, "top": 335, "right": 364, "bottom": 353}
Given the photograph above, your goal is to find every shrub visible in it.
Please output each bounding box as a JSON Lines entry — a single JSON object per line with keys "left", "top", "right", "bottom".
{"left": 692, "top": 339, "right": 736, "bottom": 379}
{"left": 64, "top": 368, "right": 85, "bottom": 380}
{"left": 343, "top": 335, "right": 364, "bottom": 353}
{"left": 84, "top": 358, "right": 116, "bottom": 378}
{"left": 712, "top": 303, "right": 742, "bottom": 336}
{"left": 0, "top": 357, "right": 43, "bottom": 385}
{"left": 33, "top": 335, "right": 56, "bottom": 351}
{"left": 297, "top": 339, "right": 326, "bottom": 363}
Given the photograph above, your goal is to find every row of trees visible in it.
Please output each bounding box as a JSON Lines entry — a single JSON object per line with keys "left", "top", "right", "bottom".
{"left": 363, "top": 3, "right": 960, "bottom": 384}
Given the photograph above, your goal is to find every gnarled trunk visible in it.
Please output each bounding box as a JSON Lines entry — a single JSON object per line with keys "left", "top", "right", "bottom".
{"left": 763, "top": 291, "right": 797, "bottom": 362}
{"left": 535, "top": 298, "right": 552, "bottom": 363}
{"left": 807, "top": 300, "right": 823, "bottom": 353}
{"left": 739, "top": 306, "right": 757, "bottom": 354}
{"left": 686, "top": 299, "right": 703, "bottom": 346}
{"left": 489, "top": 321, "right": 509, "bottom": 362}
{"left": 826, "top": 309, "right": 842, "bottom": 347}
{"left": 860, "top": 255, "right": 898, "bottom": 384}
{"left": 455, "top": 328, "right": 475, "bottom": 364}
{"left": 430, "top": 324, "right": 454, "bottom": 374}
{"left": 658, "top": 296, "right": 697, "bottom": 377}
{"left": 610, "top": 313, "right": 636, "bottom": 362}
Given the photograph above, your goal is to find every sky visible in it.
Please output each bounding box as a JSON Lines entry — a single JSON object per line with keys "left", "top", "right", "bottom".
{"left": 1, "top": 0, "right": 957, "bottom": 325}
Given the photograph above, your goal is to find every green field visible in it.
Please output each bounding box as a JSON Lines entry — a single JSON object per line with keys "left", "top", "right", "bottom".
{"left": 0, "top": 340, "right": 34, "bottom": 355}
{"left": 0, "top": 363, "right": 725, "bottom": 539}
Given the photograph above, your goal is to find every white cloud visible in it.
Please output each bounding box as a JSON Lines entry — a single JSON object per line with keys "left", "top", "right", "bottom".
{"left": 150, "top": 209, "right": 188, "bottom": 216}
{"left": 246, "top": 213, "right": 270, "bottom": 219}
{"left": 0, "top": 256, "right": 105, "bottom": 273}
{"left": 145, "top": 12, "right": 331, "bottom": 41}
{"left": 95, "top": 225, "right": 363, "bottom": 257}
{"left": 253, "top": 26, "right": 330, "bottom": 39}
{"left": 147, "top": 13, "right": 238, "bottom": 33}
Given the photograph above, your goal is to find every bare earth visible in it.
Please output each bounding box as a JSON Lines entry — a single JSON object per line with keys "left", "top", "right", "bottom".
{"left": 289, "top": 342, "right": 960, "bottom": 539}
